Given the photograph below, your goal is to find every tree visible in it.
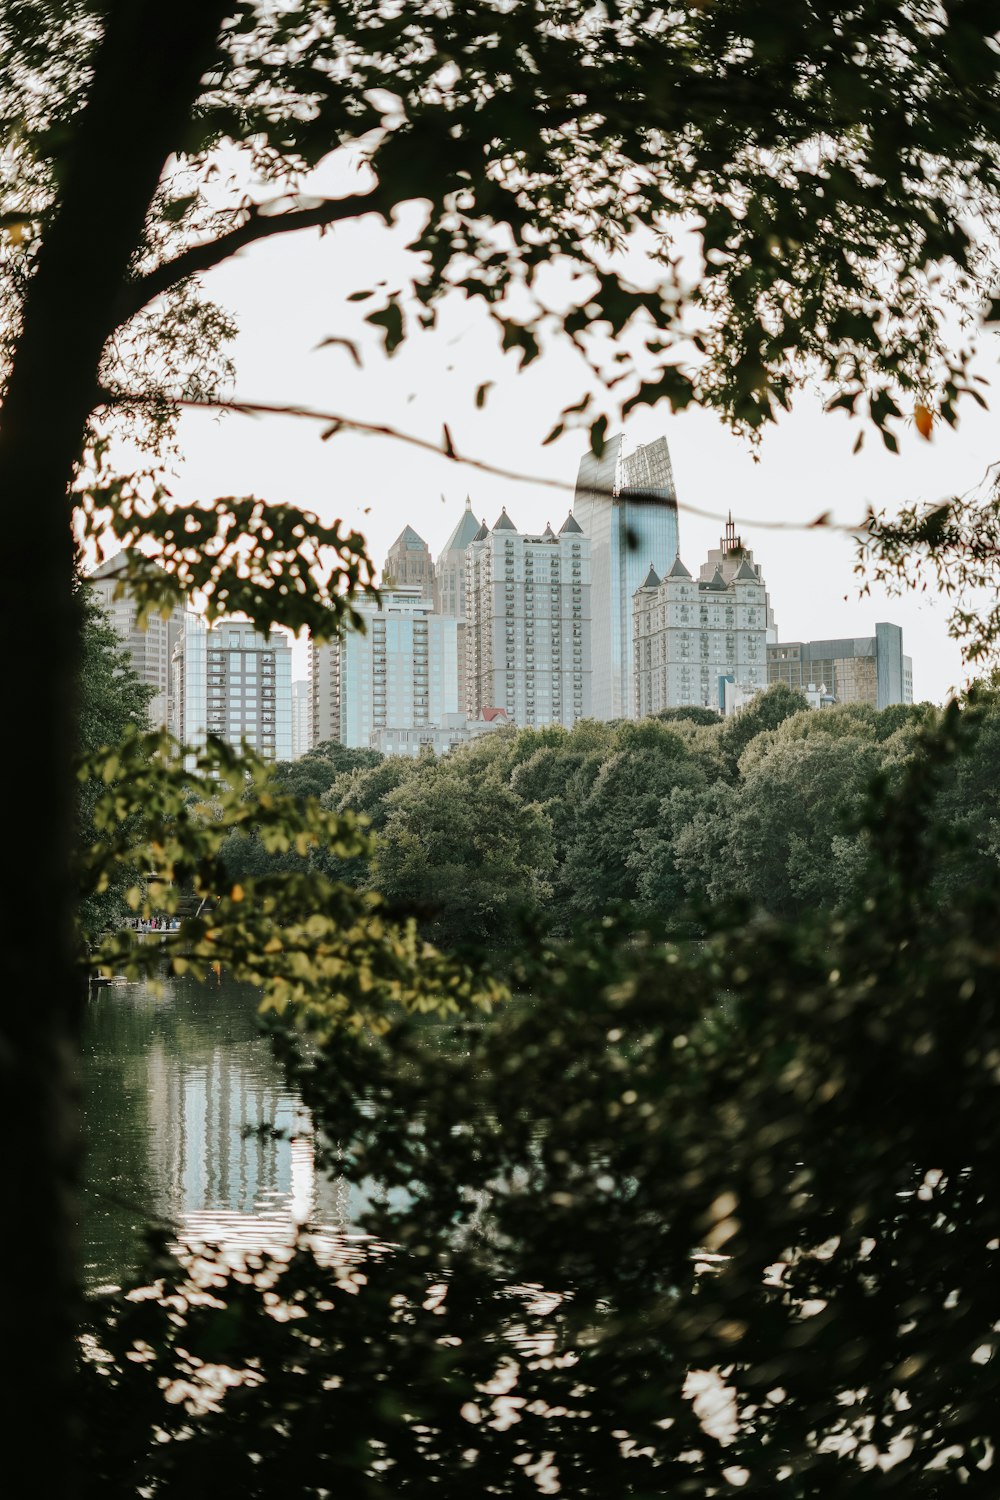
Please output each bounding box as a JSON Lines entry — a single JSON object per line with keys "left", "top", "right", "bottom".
{"left": 272, "top": 742, "right": 384, "bottom": 804}
{"left": 77, "top": 588, "right": 155, "bottom": 943}
{"left": 6, "top": 0, "right": 1000, "bottom": 1483}
{"left": 373, "top": 754, "right": 555, "bottom": 950}
{"left": 562, "top": 719, "right": 709, "bottom": 917}
{"left": 82, "top": 701, "right": 1000, "bottom": 1499}
{"left": 717, "top": 681, "right": 811, "bottom": 776}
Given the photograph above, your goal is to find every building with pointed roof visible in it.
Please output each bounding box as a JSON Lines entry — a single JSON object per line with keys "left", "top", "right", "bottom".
{"left": 439, "top": 496, "right": 483, "bottom": 555}
{"left": 633, "top": 539, "right": 770, "bottom": 716}
{"left": 699, "top": 514, "right": 778, "bottom": 640}
{"left": 383, "top": 524, "right": 434, "bottom": 598}
{"left": 559, "top": 510, "right": 584, "bottom": 535}
{"left": 465, "top": 514, "right": 591, "bottom": 729}
{"left": 573, "top": 433, "right": 680, "bottom": 719}
{"left": 492, "top": 507, "right": 517, "bottom": 531}
{"left": 433, "top": 498, "right": 489, "bottom": 710}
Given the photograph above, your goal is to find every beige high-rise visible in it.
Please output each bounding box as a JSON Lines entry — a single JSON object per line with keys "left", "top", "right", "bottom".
{"left": 90, "top": 550, "right": 185, "bottom": 728}
{"left": 465, "top": 509, "right": 591, "bottom": 728}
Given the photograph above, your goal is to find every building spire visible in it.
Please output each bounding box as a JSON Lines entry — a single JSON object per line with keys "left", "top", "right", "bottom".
{"left": 723, "top": 510, "right": 742, "bottom": 554}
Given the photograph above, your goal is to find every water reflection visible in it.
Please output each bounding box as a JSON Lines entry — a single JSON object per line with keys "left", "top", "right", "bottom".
{"left": 81, "top": 974, "right": 351, "bottom": 1289}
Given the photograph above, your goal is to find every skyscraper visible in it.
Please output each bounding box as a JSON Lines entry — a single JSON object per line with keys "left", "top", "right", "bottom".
{"left": 633, "top": 548, "right": 769, "bottom": 715}
{"left": 433, "top": 496, "right": 487, "bottom": 710}
{"left": 310, "top": 587, "right": 459, "bottom": 749}
{"left": 171, "top": 617, "right": 293, "bottom": 761}
{"left": 90, "top": 550, "right": 185, "bottom": 728}
{"left": 290, "top": 679, "right": 312, "bottom": 759}
{"left": 573, "top": 433, "right": 680, "bottom": 719}
{"left": 433, "top": 497, "right": 484, "bottom": 619}
{"left": 383, "top": 524, "right": 434, "bottom": 597}
{"left": 465, "top": 509, "right": 591, "bottom": 729}
{"left": 698, "top": 514, "right": 778, "bottom": 642}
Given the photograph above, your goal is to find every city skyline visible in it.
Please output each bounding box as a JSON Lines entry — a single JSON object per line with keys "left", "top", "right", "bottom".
{"left": 142, "top": 194, "right": 998, "bottom": 710}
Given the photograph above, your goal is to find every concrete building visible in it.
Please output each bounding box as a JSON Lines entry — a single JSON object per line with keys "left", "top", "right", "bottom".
{"left": 371, "top": 708, "right": 510, "bottom": 759}
{"left": 291, "top": 678, "right": 312, "bottom": 759}
{"left": 90, "top": 550, "right": 185, "bottom": 728}
{"left": 433, "top": 497, "right": 486, "bottom": 712}
{"left": 767, "top": 624, "right": 913, "bottom": 709}
{"left": 310, "top": 587, "right": 459, "bottom": 750}
{"left": 634, "top": 546, "right": 769, "bottom": 715}
{"left": 383, "top": 524, "right": 434, "bottom": 597}
{"left": 465, "top": 509, "right": 591, "bottom": 729}
{"left": 573, "top": 433, "right": 680, "bottom": 720}
{"left": 699, "top": 515, "right": 779, "bottom": 642}
{"left": 171, "top": 616, "right": 293, "bottom": 761}
{"left": 433, "top": 497, "right": 484, "bottom": 619}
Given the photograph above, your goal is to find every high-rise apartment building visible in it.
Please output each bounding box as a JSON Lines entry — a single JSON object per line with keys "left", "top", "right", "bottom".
{"left": 433, "top": 497, "right": 486, "bottom": 712}
{"left": 698, "top": 516, "right": 779, "bottom": 642}
{"left": 90, "top": 550, "right": 185, "bottom": 728}
{"left": 171, "top": 617, "right": 293, "bottom": 761}
{"left": 383, "top": 525, "right": 434, "bottom": 597}
{"left": 310, "top": 587, "right": 459, "bottom": 749}
{"left": 767, "top": 624, "right": 913, "bottom": 709}
{"left": 634, "top": 547, "right": 769, "bottom": 715}
{"left": 291, "top": 679, "right": 312, "bottom": 760}
{"left": 433, "top": 498, "right": 484, "bottom": 618}
{"left": 573, "top": 434, "right": 680, "bottom": 719}
{"left": 465, "top": 509, "right": 591, "bottom": 729}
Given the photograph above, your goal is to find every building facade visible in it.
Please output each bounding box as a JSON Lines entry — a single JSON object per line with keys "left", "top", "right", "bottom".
{"left": 634, "top": 549, "right": 769, "bottom": 715}
{"left": 171, "top": 617, "right": 293, "bottom": 761}
{"left": 573, "top": 433, "right": 680, "bottom": 719}
{"left": 383, "top": 524, "right": 434, "bottom": 597}
{"left": 90, "top": 550, "right": 185, "bottom": 728}
{"left": 465, "top": 509, "right": 591, "bottom": 729}
{"left": 310, "top": 587, "right": 459, "bottom": 750}
{"left": 433, "top": 497, "right": 484, "bottom": 619}
{"left": 433, "top": 498, "right": 486, "bottom": 711}
{"left": 767, "top": 624, "right": 913, "bottom": 709}
{"left": 291, "top": 678, "right": 312, "bottom": 760}
{"left": 698, "top": 515, "right": 779, "bottom": 642}
{"left": 371, "top": 709, "right": 510, "bottom": 759}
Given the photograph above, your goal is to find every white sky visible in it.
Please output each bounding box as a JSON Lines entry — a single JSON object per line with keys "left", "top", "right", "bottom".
{"left": 162, "top": 206, "right": 1000, "bottom": 705}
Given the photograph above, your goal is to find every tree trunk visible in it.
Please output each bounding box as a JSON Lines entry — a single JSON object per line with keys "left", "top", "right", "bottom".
{"left": 0, "top": 2, "right": 230, "bottom": 1489}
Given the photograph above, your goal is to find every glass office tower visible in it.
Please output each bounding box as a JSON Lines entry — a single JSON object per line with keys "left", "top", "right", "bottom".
{"left": 573, "top": 433, "right": 680, "bottom": 719}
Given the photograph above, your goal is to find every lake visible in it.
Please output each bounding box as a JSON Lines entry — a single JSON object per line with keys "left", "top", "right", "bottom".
{"left": 80, "top": 973, "right": 360, "bottom": 1290}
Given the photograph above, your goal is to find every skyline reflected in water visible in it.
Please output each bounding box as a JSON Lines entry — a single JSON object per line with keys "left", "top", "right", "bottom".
{"left": 81, "top": 974, "right": 356, "bottom": 1289}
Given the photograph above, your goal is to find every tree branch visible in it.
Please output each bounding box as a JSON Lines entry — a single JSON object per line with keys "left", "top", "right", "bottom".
{"left": 116, "top": 189, "right": 389, "bottom": 325}
{"left": 99, "top": 387, "right": 865, "bottom": 536}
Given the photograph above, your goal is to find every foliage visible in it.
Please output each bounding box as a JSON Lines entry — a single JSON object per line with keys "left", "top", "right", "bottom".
{"left": 279, "top": 740, "right": 384, "bottom": 800}
{"left": 372, "top": 754, "right": 556, "bottom": 951}
{"left": 217, "top": 742, "right": 386, "bottom": 880}
{"left": 716, "top": 680, "right": 811, "bottom": 775}
{"left": 82, "top": 699, "right": 1000, "bottom": 1497}
{"left": 232, "top": 689, "right": 969, "bottom": 936}
{"left": 78, "top": 465, "right": 379, "bottom": 644}
{"left": 6, "top": 0, "right": 1000, "bottom": 473}
{"left": 78, "top": 729, "right": 502, "bottom": 1032}
{"left": 77, "top": 588, "right": 154, "bottom": 943}
{"left": 863, "top": 482, "right": 1000, "bottom": 664}
{"left": 6, "top": 0, "right": 1000, "bottom": 1486}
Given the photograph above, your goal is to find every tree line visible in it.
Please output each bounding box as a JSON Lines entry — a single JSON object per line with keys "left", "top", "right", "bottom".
{"left": 221, "top": 682, "right": 998, "bottom": 950}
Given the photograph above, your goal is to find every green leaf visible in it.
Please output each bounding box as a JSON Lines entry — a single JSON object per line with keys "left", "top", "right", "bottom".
{"left": 366, "top": 302, "right": 404, "bottom": 354}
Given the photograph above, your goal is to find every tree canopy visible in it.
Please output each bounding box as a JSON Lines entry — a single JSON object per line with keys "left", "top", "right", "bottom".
{"left": 5, "top": 0, "right": 1000, "bottom": 1491}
